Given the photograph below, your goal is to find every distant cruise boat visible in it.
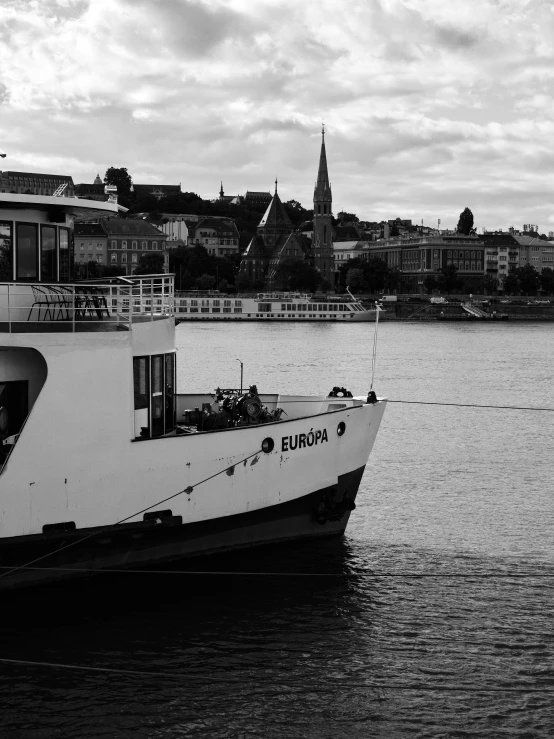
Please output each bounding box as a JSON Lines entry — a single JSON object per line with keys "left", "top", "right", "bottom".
{"left": 174, "top": 291, "right": 381, "bottom": 322}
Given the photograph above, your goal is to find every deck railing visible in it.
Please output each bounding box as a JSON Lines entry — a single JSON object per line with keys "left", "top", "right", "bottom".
{"left": 0, "top": 274, "right": 174, "bottom": 333}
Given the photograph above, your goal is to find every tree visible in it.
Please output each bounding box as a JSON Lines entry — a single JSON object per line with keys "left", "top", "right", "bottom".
{"left": 194, "top": 274, "right": 216, "bottom": 290}
{"left": 346, "top": 268, "right": 368, "bottom": 293}
{"left": 134, "top": 252, "right": 164, "bottom": 275}
{"left": 336, "top": 211, "right": 359, "bottom": 223}
{"left": 274, "top": 258, "right": 321, "bottom": 292}
{"left": 363, "top": 257, "right": 390, "bottom": 292}
{"left": 104, "top": 167, "right": 132, "bottom": 198}
{"left": 483, "top": 274, "right": 499, "bottom": 295}
{"left": 386, "top": 268, "right": 402, "bottom": 292}
{"left": 437, "top": 263, "right": 463, "bottom": 293}
{"left": 218, "top": 277, "right": 230, "bottom": 292}
{"left": 423, "top": 274, "right": 439, "bottom": 294}
{"left": 516, "top": 264, "right": 540, "bottom": 295}
{"left": 283, "top": 200, "right": 313, "bottom": 225}
{"left": 319, "top": 278, "right": 333, "bottom": 293}
{"left": 540, "top": 267, "right": 554, "bottom": 295}
{"left": 456, "top": 207, "right": 474, "bottom": 235}
{"left": 503, "top": 273, "right": 520, "bottom": 295}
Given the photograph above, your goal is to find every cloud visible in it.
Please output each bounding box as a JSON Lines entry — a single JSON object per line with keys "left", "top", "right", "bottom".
{"left": 0, "top": 0, "right": 553, "bottom": 229}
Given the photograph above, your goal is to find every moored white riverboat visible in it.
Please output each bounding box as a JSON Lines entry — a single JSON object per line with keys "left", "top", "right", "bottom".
{"left": 174, "top": 290, "right": 381, "bottom": 322}
{"left": 0, "top": 192, "right": 387, "bottom": 589}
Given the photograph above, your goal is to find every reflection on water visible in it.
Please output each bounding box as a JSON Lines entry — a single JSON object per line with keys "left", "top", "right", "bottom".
{"left": 2, "top": 322, "right": 554, "bottom": 737}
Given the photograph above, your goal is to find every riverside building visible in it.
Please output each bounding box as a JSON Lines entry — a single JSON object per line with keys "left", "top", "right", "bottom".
{"left": 364, "top": 232, "right": 485, "bottom": 293}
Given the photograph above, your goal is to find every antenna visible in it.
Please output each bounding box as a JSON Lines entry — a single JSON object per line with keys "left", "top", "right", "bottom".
{"left": 370, "top": 302, "right": 382, "bottom": 391}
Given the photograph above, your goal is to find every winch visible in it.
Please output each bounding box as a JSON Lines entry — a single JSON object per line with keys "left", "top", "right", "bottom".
{"left": 181, "top": 384, "right": 284, "bottom": 433}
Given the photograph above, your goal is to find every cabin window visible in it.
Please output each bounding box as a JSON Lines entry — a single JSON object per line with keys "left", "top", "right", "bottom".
{"left": 59, "top": 228, "right": 72, "bottom": 282}
{"left": 0, "top": 222, "right": 13, "bottom": 281}
{"left": 16, "top": 223, "right": 38, "bottom": 280}
{"left": 165, "top": 354, "right": 175, "bottom": 433}
{"left": 133, "top": 357, "right": 150, "bottom": 438}
{"left": 41, "top": 226, "right": 57, "bottom": 281}
{"left": 151, "top": 355, "right": 164, "bottom": 437}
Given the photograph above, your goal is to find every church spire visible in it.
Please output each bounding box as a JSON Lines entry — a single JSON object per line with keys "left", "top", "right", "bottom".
{"left": 219, "top": 181, "right": 224, "bottom": 198}
{"left": 314, "top": 126, "right": 331, "bottom": 199}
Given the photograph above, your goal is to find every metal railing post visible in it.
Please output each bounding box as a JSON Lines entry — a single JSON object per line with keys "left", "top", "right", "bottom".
{"left": 72, "top": 285, "right": 76, "bottom": 332}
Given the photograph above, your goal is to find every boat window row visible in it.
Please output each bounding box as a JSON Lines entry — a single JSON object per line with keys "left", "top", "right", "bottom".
{"left": 0, "top": 221, "right": 73, "bottom": 282}
{"left": 182, "top": 307, "right": 243, "bottom": 313}
{"left": 178, "top": 299, "right": 242, "bottom": 307}
{"left": 133, "top": 353, "right": 176, "bottom": 439}
{"left": 278, "top": 303, "right": 351, "bottom": 312}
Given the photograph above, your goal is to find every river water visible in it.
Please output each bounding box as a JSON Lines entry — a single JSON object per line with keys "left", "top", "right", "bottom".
{"left": 2, "top": 321, "right": 553, "bottom": 737}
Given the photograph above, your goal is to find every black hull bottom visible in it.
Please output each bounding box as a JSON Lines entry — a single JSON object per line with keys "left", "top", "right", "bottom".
{"left": 0, "top": 466, "right": 365, "bottom": 590}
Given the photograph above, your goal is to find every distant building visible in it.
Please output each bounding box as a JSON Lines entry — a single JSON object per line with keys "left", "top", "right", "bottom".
{"left": 159, "top": 215, "right": 189, "bottom": 245}
{"left": 334, "top": 224, "right": 361, "bottom": 241}
{"left": 512, "top": 234, "right": 554, "bottom": 272}
{"left": 216, "top": 183, "right": 240, "bottom": 205}
{"left": 75, "top": 175, "right": 119, "bottom": 204}
{"left": 479, "top": 232, "right": 519, "bottom": 287}
{"left": 103, "top": 219, "right": 167, "bottom": 275}
{"left": 334, "top": 240, "right": 366, "bottom": 266}
{"left": 190, "top": 217, "right": 240, "bottom": 257}
{"left": 243, "top": 190, "right": 272, "bottom": 210}
{"left": 0, "top": 170, "right": 74, "bottom": 196}
{"left": 131, "top": 184, "right": 181, "bottom": 201}
{"left": 365, "top": 232, "right": 484, "bottom": 293}
{"left": 240, "top": 184, "right": 307, "bottom": 285}
{"left": 74, "top": 223, "right": 108, "bottom": 267}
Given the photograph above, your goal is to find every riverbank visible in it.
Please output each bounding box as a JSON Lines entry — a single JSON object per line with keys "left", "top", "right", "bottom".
{"left": 378, "top": 302, "right": 554, "bottom": 321}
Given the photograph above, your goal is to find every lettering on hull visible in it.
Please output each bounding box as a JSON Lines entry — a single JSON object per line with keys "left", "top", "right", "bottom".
{"left": 282, "top": 428, "right": 328, "bottom": 452}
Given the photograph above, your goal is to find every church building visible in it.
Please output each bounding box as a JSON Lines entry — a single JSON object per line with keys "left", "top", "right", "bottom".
{"left": 239, "top": 129, "right": 335, "bottom": 289}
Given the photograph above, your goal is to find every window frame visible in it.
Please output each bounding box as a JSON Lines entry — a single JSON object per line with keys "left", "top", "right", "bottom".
{"left": 15, "top": 221, "right": 39, "bottom": 281}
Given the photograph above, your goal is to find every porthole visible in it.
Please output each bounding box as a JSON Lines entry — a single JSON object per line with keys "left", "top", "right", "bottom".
{"left": 337, "top": 422, "right": 346, "bottom": 437}
{"left": 262, "top": 437, "right": 275, "bottom": 453}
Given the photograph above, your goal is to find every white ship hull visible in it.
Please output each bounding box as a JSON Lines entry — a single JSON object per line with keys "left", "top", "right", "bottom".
{"left": 174, "top": 292, "right": 381, "bottom": 322}
{"left": 0, "top": 317, "right": 386, "bottom": 589}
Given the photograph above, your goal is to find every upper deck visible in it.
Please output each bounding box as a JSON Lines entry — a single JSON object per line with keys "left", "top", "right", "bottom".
{"left": 0, "top": 275, "right": 174, "bottom": 333}
{"left": 0, "top": 191, "right": 173, "bottom": 333}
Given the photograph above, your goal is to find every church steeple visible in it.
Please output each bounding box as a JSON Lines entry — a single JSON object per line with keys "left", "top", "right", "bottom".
{"left": 314, "top": 124, "right": 331, "bottom": 200}
{"left": 219, "top": 181, "right": 224, "bottom": 198}
{"left": 312, "top": 126, "right": 334, "bottom": 283}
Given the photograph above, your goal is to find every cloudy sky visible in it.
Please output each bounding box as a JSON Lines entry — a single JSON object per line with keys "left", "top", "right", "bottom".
{"left": 1, "top": 0, "right": 553, "bottom": 231}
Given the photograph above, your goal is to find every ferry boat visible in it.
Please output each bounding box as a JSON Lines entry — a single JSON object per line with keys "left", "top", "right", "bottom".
{"left": 0, "top": 191, "right": 387, "bottom": 589}
{"left": 174, "top": 291, "right": 381, "bottom": 322}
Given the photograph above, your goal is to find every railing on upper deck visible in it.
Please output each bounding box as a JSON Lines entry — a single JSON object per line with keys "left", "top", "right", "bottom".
{"left": 0, "top": 274, "right": 174, "bottom": 333}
